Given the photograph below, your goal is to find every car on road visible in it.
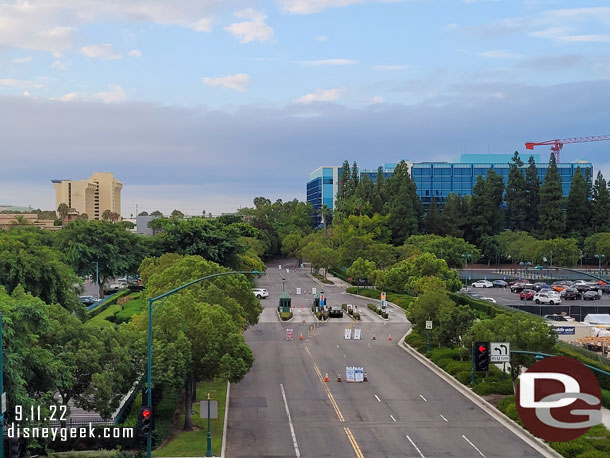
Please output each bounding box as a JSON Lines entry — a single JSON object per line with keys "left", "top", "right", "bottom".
{"left": 583, "top": 290, "right": 602, "bottom": 301}
{"left": 480, "top": 297, "right": 497, "bottom": 303}
{"left": 492, "top": 280, "right": 508, "bottom": 288}
{"left": 560, "top": 287, "right": 581, "bottom": 300}
{"left": 252, "top": 288, "right": 269, "bottom": 299}
{"left": 520, "top": 289, "right": 535, "bottom": 301}
{"left": 534, "top": 292, "right": 561, "bottom": 304}
{"left": 79, "top": 295, "right": 98, "bottom": 306}
{"left": 329, "top": 305, "right": 344, "bottom": 317}
{"left": 471, "top": 280, "right": 493, "bottom": 288}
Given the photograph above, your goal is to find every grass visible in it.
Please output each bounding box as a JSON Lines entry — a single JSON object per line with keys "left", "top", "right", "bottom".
{"left": 313, "top": 273, "right": 334, "bottom": 284}
{"left": 116, "top": 293, "right": 147, "bottom": 323}
{"left": 87, "top": 304, "right": 121, "bottom": 328}
{"left": 152, "top": 379, "right": 228, "bottom": 457}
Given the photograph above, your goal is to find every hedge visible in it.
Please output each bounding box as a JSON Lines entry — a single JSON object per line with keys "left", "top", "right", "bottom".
{"left": 280, "top": 311, "right": 293, "bottom": 321}
{"left": 87, "top": 289, "right": 131, "bottom": 317}
{"left": 346, "top": 287, "right": 414, "bottom": 311}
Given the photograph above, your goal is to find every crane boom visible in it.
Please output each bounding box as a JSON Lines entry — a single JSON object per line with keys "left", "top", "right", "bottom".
{"left": 524, "top": 135, "right": 610, "bottom": 162}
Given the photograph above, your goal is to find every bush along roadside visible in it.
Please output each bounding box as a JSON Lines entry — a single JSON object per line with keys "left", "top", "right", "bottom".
{"left": 347, "top": 287, "right": 413, "bottom": 311}
{"left": 366, "top": 303, "right": 389, "bottom": 319}
{"left": 279, "top": 311, "right": 293, "bottom": 321}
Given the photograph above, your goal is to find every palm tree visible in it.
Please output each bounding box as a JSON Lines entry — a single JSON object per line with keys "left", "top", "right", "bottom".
{"left": 101, "top": 209, "right": 112, "bottom": 221}
{"left": 110, "top": 212, "right": 121, "bottom": 223}
{"left": 10, "top": 215, "right": 30, "bottom": 226}
{"left": 79, "top": 213, "right": 89, "bottom": 220}
{"left": 57, "top": 203, "right": 69, "bottom": 225}
{"left": 319, "top": 205, "right": 333, "bottom": 239}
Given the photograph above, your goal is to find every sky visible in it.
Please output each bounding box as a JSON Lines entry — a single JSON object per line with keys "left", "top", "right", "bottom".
{"left": 1, "top": 0, "right": 609, "bottom": 216}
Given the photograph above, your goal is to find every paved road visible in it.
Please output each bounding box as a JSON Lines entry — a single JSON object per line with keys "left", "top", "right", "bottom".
{"left": 226, "top": 260, "right": 546, "bottom": 458}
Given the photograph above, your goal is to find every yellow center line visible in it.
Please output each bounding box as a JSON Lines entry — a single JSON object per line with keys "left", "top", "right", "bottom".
{"left": 344, "top": 427, "right": 365, "bottom": 458}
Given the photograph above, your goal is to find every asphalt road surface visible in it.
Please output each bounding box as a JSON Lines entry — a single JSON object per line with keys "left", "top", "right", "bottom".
{"left": 226, "top": 260, "right": 546, "bottom": 458}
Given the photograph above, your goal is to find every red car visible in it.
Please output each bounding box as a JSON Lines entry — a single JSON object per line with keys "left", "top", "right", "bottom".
{"left": 520, "top": 289, "right": 535, "bottom": 300}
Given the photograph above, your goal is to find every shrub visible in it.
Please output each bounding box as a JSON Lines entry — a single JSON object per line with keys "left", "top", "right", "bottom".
{"left": 341, "top": 304, "right": 347, "bottom": 311}
{"left": 382, "top": 312, "right": 389, "bottom": 319}
{"left": 443, "top": 360, "right": 471, "bottom": 376}
{"left": 496, "top": 396, "right": 520, "bottom": 423}
{"left": 367, "top": 303, "right": 376, "bottom": 312}
{"left": 323, "top": 310, "right": 330, "bottom": 320}
{"left": 603, "top": 389, "right": 610, "bottom": 410}
{"left": 280, "top": 311, "right": 293, "bottom": 321}
{"left": 455, "top": 371, "right": 473, "bottom": 385}
{"left": 473, "top": 380, "right": 514, "bottom": 396}
{"left": 404, "top": 331, "right": 427, "bottom": 352}
{"left": 353, "top": 312, "right": 360, "bottom": 320}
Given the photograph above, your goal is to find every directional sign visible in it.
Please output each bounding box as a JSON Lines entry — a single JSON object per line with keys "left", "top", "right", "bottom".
{"left": 286, "top": 329, "right": 294, "bottom": 340}
{"left": 200, "top": 400, "right": 218, "bottom": 419}
{"left": 312, "top": 287, "right": 317, "bottom": 295}
{"left": 279, "top": 264, "right": 281, "bottom": 269}
{"left": 354, "top": 328, "right": 361, "bottom": 340}
{"left": 346, "top": 366, "right": 355, "bottom": 382}
{"left": 296, "top": 287, "right": 301, "bottom": 295}
{"left": 354, "top": 367, "right": 364, "bottom": 382}
{"left": 425, "top": 320, "right": 433, "bottom": 330}
{"left": 490, "top": 341, "right": 510, "bottom": 363}
{"left": 381, "top": 299, "right": 387, "bottom": 309}
{"left": 344, "top": 328, "right": 352, "bottom": 340}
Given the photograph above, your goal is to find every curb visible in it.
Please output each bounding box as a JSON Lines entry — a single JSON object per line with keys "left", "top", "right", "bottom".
{"left": 346, "top": 291, "right": 404, "bottom": 313}
{"left": 397, "top": 330, "right": 562, "bottom": 458}
{"left": 220, "top": 381, "right": 230, "bottom": 458}
{"left": 276, "top": 309, "right": 295, "bottom": 322}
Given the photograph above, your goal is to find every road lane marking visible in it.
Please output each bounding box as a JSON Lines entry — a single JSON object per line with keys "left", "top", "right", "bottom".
{"left": 440, "top": 414, "right": 448, "bottom": 422}
{"left": 419, "top": 394, "right": 427, "bottom": 402}
{"left": 343, "top": 353, "right": 347, "bottom": 358}
{"left": 305, "top": 346, "right": 345, "bottom": 422}
{"left": 462, "top": 435, "right": 485, "bottom": 457}
{"left": 390, "top": 415, "right": 397, "bottom": 422}
{"left": 374, "top": 394, "right": 381, "bottom": 403}
{"left": 280, "top": 384, "right": 301, "bottom": 458}
{"left": 344, "top": 427, "right": 365, "bottom": 458}
{"left": 337, "top": 344, "right": 340, "bottom": 348}
{"left": 405, "top": 435, "right": 425, "bottom": 458}
{"left": 367, "top": 343, "right": 371, "bottom": 348}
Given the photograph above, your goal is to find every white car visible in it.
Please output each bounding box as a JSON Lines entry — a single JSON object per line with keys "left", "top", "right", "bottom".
{"left": 252, "top": 288, "right": 269, "bottom": 299}
{"left": 471, "top": 280, "right": 493, "bottom": 288}
{"left": 480, "top": 297, "right": 497, "bottom": 303}
{"left": 533, "top": 292, "right": 561, "bottom": 305}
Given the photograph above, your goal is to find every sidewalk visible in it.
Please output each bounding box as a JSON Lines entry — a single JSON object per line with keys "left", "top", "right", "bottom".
{"left": 323, "top": 271, "right": 351, "bottom": 288}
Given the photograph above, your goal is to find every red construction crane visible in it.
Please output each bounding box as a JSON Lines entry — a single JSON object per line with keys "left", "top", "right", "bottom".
{"left": 525, "top": 135, "right": 610, "bottom": 162}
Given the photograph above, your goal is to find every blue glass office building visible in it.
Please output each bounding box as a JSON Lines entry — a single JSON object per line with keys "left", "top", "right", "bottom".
{"left": 412, "top": 154, "right": 592, "bottom": 205}
{"left": 307, "top": 166, "right": 340, "bottom": 225}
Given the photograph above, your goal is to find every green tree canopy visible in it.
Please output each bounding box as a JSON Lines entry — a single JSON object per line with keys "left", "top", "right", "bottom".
{"left": 538, "top": 154, "right": 565, "bottom": 238}
{"left": 524, "top": 155, "right": 540, "bottom": 233}
{"left": 591, "top": 171, "right": 610, "bottom": 233}
{"left": 565, "top": 167, "right": 590, "bottom": 238}
{"left": 505, "top": 151, "right": 528, "bottom": 231}
{"left": 403, "top": 234, "right": 480, "bottom": 268}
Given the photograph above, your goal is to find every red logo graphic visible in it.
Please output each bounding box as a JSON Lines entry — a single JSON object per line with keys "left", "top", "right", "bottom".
{"left": 516, "top": 356, "right": 602, "bottom": 442}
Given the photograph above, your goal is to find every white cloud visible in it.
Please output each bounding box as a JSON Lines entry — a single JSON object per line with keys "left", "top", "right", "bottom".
{"left": 128, "top": 49, "right": 143, "bottom": 57}
{"left": 51, "top": 59, "right": 71, "bottom": 70}
{"left": 531, "top": 27, "right": 610, "bottom": 42}
{"left": 0, "top": 79, "right": 43, "bottom": 89}
{"left": 13, "top": 56, "right": 32, "bottom": 64}
{"left": 224, "top": 9, "right": 274, "bottom": 43}
{"left": 278, "top": 0, "right": 365, "bottom": 14}
{"left": 297, "top": 87, "right": 345, "bottom": 103}
{"left": 93, "top": 84, "right": 126, "bottom": 103}
{"left": 191, "top": 17, "right": 212, "bottom": 32}
{"left": 443, "top": 23, "right": 457, "bottom": 32}
{"left": 80, "top": 43, "right": 122, "bottom": 59}
{"left": 56, "top": 92, "right": 79, "bottom": 102}
{"left": 372, "top": 64, "right": 408, "bottom": 71}
{"left": 202, "top": 73, "right": 251, "bottom": 92}
{"left": 479, "top": 50, "right": 524, "bottom": 59}
{"left": 300, "top": 59, "right": 357, "bottom": 65}
{"left": 370, "top": 96, "right": 384, "bottom": 104}
{"left": 316, "top": 34, "right": 327, "bottom": 41}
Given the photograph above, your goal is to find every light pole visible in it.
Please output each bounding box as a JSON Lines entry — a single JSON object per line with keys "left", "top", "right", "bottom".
{"left": 550, "top": 250, "right": 553, "bottom": 269}
{"left": 91, "top": 261, "right": 99, "bottom": 296}
{"left": 145, "top": 270, "right": 260, "bottom": 458}
{"left": 461, "top": 254, "right": 472, "bottom": 287}
{"left": 595, "top": 254, "right": 605, "bottom": 278}
{"left": 579, "top": 251, "right": 584, "bottom": 271}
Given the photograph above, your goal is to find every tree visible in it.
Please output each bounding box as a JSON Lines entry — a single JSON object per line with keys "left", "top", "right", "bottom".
{"left": 55, "top": 220, "right": 148, "bottom": 298}
{"left": 465, "top": 176, "right": 490, "bottom": 246}
{"left": 171, "top": 209, "right": 185, "bottom": 219}
{"left": 441, "top": 193, "right": 467, "bottom": 238}
{"left": 351, "top": 161, "right": 360, "bottom": 189}
{"left": 101, "top": 209, "right": 112, "bottom": 222}
{"left": 565, "top": 167, "right": 590, "bottom": 238}
{"left": 524, "top": 156, "right": 540, "bottom": 233}
{"left": 379, "top": 252, "right": 461, "bottom": 293}
{"left": 79, "top": 213, "right": 89, "bottom": 221}
{"left": 584, "top": 233, "right": 610, "bottom": 270}
{"left": 301, "top": 241, "right": 338, "bottom": 279}
{"left": 386, "top": 161, "right": 420, "bottom": 245}
{"left": 505, "top": 151, "right": 528, "bottom": 231}
{"left": 438, "top": 304, "right": 477, "bottom": 347}
{"left": 424, "top": 198, "right": 443, "bottom": 235}
{"left": 407, "top": 290, "right": 455, "bottom": 342}
{"left": 372, "top": 166, "right": 386, "bottom": 214}
{"left": 346, "top": 257, "right": 377, "bottom": 292}
{"left": 57, "top": 203, "right": 69, "bottom": 225}
{"left": 138, "top": 211, "right": 149, "bottom": 216}
{"left": 110, "top": 212, "right": 121, "bottom": 224}
{"left": 468, "top": 313, "right": 556, "bottom": 391}
{"left": 281, "top": 233, "right": 303, "bottom": 263}
{"left": 591, "top": 172, "right": 610, "bottom": 232}
{"left": 404, "top": 234, "right": 480, "bottom": 268}
{"left": 337, "top": 160, "right": 352, "bottom": 200}
{"left": 538, "top": 154, "right": 565, "bottom": 238}
{"left": 319, "top": 204, "right": 333, "bottom": 238}
{"left": 150, "top": 210, "right": 164, "bottom": 217}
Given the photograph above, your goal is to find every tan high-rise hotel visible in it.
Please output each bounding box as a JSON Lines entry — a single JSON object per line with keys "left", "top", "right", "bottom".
{"left": 52, "top": 172, "right": 122, "bottom": 220}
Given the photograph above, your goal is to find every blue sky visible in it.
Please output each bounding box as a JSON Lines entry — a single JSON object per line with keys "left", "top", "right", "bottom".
{"left": 1, "top": 0, "right": 609, "bottom": 215}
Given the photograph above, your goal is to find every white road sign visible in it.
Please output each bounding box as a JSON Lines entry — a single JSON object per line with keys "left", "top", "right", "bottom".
{"left": 490, "top": 342, "right": 511, "bottom": 363}
{"left": 296, "top": 287, "right": 301, "bottom": 295}
{"left": 425, "top": 321, "right": 433, "bottom": 330}
{"left": 312, "top": 287, "right": 317, "bottom": 295}
{"left": 354, "top": 328, "right": 361, "bottom": 340}
{"left": 354, "top": 367, "right": 364, "bottom": 382}
{"left": 286, "top": 329, "right": 294, "bottom": 340}
{"left": 200, "top": 400, "right": 218, "bottom": 419}
{"left": 344, "top": 328, "right": 352, "bottom": 340}
{"left": 346, "top": 366, "right": 355, "bottom": 382}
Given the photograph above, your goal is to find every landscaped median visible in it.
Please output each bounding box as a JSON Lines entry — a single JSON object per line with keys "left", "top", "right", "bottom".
{"left": 341, "top": 303, "right": 360, "bottom": 321}
{"left": 345, "top": 287, "right": 414, "bottom": 311}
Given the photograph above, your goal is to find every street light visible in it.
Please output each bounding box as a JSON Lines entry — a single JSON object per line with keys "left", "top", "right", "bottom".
{"left": 91, "top": 261, "right": 99, "bottom": 296}
{"left": 549, "top": 250, "right": 553, "bottom": 269}
{"left": 461, "top": 253, "right": 472, "bottom": 287}
{"left": 579, "top": 251, "right": 584, "bottom": 271}
{"left": 145, "top": 270, "right": 261, "bottom": 458}
{"left": 595, "top": 254, "right": 605, "bottom": 278}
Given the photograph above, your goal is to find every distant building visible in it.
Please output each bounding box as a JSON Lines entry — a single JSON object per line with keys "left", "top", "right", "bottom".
{"left": 52, "top": 172, "right": 122, "bottom": 220}
{"left": 0, "top": 213, "right": 58, "bottom": 231}
{"left": 136, "top": 215, "right": 162, "bottom": 236}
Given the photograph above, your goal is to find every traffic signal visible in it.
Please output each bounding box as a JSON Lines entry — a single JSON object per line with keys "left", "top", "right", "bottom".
{"left": 137, "top": 406, "right": 154, "bottom": 437}
{"left": 474, "top": 341, "right": 490, "bottom": 372}
{"left": 9, "top": 437, "right": 21, "bottom": 458}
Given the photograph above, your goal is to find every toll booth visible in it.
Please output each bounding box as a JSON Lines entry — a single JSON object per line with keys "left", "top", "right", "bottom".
{"left": 278, "top": 290, "right": 291, "bottom": 313}
{"left": 312, "top": 293, "right": 320, "bottom": 312}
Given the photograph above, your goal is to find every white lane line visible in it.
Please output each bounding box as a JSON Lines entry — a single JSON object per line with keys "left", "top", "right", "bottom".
{"left": 336, "top": 344, "right": 340, "bottom": 348}
{"left": 405, "top": 435, "right": 425, "bottom": 458}
{"left": 374, "top": 394, "right": 381, "bottom": 403}
{"left": 390, "top": 414, "right": 397, "bottom": 423}
{"left": 440, "top": 414, "right": 448, "bottom": 422}
{"left": 367, "top": 343, "right": 371, "bottom": 348}
{"left": 280, "top": 383, "right": 301, "bottom": 458}
{"left": 419, "top": 394, "right": 427, "bottom": 402}
{"left": 462, "top": 435, "right": 485, "bottom": 457}
{"left": 343, "top": 353, "right": 347, "bottom": 358}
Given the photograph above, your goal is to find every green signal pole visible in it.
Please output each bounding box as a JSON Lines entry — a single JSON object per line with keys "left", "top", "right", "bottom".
{"left": 206, "top": 393, "right": 213, "bottom": 457}
{"left": 146, "top": 270, "right": 260, "bottom": 458}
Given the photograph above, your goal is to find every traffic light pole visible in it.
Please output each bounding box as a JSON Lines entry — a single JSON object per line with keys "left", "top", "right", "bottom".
{"left": 206, "top": 394, "right": 212, "bottom": 457}
{"left": 145, "top": 270, "right": 260, "bottom": 458}
{"left": 470, "top": 343, "right": 475, "bottom": 385}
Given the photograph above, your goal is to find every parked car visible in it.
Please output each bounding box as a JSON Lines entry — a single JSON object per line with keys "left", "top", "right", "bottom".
{"left": 551, "top": 282, "right": 568, "bottom": 292}
{"left": 544, "top": 314, "right": 569, "bottom": 321}
{"left": 560, "top": 288, "right": 581, "bottom": 300}
{"left": 534, "top": 292, "right": 561, "bottom": 305}
{"left": 583, "top": 290, "right": 602, "bottom": 301}
{"left": 492, "top": 280, "right": 508, "bottom": 288}
{"left": 471, "top": 280, "right": 493, "bottom": 288}
{"left": 533, "top": 282, "right": 548, "bottom": 292}
{"left": 329, "top": 305, "right": 344, "bottom": 317}
{"left": 480, "top": 297, "right": 497, "bottom": 303}
{"left": 79, "top": 295, "right": 98, "bottom": 306}
{"left": 520, "top": 289, "right": 535, "bottom": 301}
{"left": 252, "top": 288, "right": 269, "bottom": 299}
{"left": 511, "top": 283, "right": 534, "bottom": 293}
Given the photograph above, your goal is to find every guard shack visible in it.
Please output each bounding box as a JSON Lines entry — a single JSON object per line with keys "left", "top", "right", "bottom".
{"left": 278, "top": 290, "right": 291, "bottom": 313}
{"left": 312, "top": 291, "right": 325, "bottom": 313}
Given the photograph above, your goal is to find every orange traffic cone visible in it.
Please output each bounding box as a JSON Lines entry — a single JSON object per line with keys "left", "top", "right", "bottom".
{"left": 299, "top": 333, "right": 303, "bottom": 340}
{"left": 363, "top": 372, "right": 368, "bottom": 382}
{"left": 325, "top": 373, "right": 329, "bottom": 382}
{"left": 337, "top": 373, "right": 342, "bottom": 382}
{"left": 372, "top": 334, "right": 376, "bottom": 340}
{"left": 388, "top": 334, "right": 392, "bottom": 341}
{"left": 302, "top": 318, "right": 306, "bottom": 323}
